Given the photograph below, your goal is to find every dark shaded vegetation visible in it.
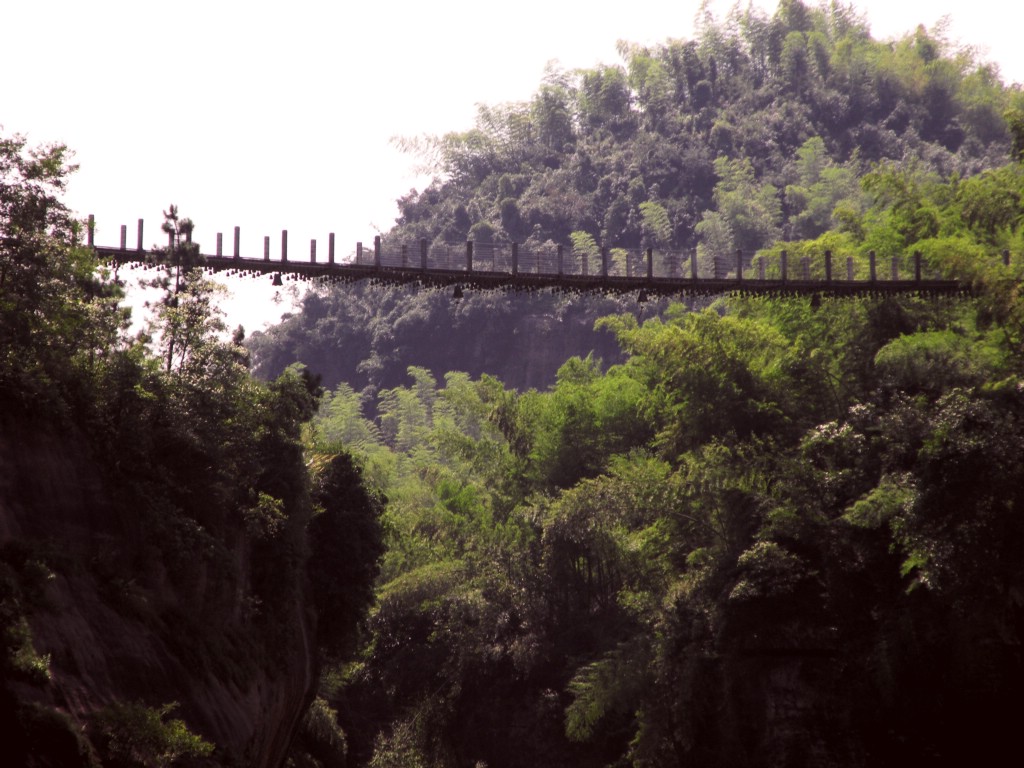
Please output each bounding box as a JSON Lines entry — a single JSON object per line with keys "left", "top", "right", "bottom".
{"left": 247, "top": 282, "right": 649, "bottom": 398}
{"left": 1, "top": 133, "right": 382, "bottom": 766}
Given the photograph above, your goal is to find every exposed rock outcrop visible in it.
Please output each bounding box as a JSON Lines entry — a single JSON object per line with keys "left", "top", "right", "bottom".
{"left": 0, "top": 414, "right": 316, "bottom": 767}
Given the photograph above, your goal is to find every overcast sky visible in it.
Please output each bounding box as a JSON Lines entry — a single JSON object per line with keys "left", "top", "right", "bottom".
{"left": 4, "top": 0, "right": 1021, "bottom": 331}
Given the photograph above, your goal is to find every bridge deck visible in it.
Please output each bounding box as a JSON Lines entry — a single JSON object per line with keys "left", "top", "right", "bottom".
{"left": 95, "top": 244, "right": 965, "bottom": 297}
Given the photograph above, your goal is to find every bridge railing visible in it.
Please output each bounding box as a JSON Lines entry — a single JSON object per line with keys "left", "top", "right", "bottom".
{"left": 360, "top": 240, "right": 968, "bottom": 283}
{"left": 89, "top": 215, "right": 1016, "bottom": 290}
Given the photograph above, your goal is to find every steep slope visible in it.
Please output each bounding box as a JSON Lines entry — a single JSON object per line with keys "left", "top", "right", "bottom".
{"left": 0, "top": 411, "right": 315, "bottom": 767}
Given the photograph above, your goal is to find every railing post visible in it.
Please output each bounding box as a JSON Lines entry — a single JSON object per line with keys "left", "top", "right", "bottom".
{"left": 281, "top": 230, "right": 288, "bottom": 262}
{"left": 466, "top": 240, "right": 473, "bottom": 272}
{"left": 120, "top": 224, "right": 127, "bottom": 251}
{"left": 310, "top": 238, "right": 316, "bottom": 263}
{"left": 137, "top": 219, "right": 144, "bottom": 252}
{"left": 825, "top": 250, "right": 832, "bottom": 283}
{"left": 420, "top": 238, "right": 428, "bottom": 271}
{"left": 234, "top": 226, "right": 240, "bottom": 259}
{"left": 891, "top": 256, "right": 899, "bottom": 281}
{"left": 511, "top": 242, "right": 519, "bottom": 275}
{"left": 914, "top": 251, "right": 922, "bottom": 283}
{"left": 374, "top": 236, "right": 381, "bottom": 268}
{"left": 869, "top": 250, "right": 876, "bottom": 282}
{"left": 557, "top": 244, "right": 564, "bottom": 276}
{"left": 264, "top": 236, "right": 270, "bottom": 261}
{"left": 216, "top": 232, "right": 223, "bottom": 257}
{"left": 329, "top": 233, "right": 335, "bottom": 265}
{"left": 88, "top": 214, "right": 95, "bottom": 247}
{"left": 736, "top": 249, "right": 743, "bottom": 282}
{"left": 356, "top": 242, "right": 363, "bottom": 264}
{"left": 649, "top": 248, "right": 656, "bottom": 280}
{"left": 780, "top": 250, "right": 788, "bottom": 283}
{"left": 601, "top": 247, "right": 609, "bottom": 278}
{"left": 689, "top": 250, "right": 697, "bottom": 281}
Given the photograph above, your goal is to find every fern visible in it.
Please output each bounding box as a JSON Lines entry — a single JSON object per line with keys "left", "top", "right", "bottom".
{"left": 565, "top": 639, "right": 651, "bottom": 742}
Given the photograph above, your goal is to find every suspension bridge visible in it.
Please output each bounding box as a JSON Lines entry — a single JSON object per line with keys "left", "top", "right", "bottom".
{"left": 89, "top": 216, "right": 1001, "bottom": 299}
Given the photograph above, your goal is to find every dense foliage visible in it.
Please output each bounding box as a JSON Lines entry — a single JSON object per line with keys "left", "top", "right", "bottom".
{"left": 253, "top": 3, "right": 1024, "bottom": 766}
{"left": 250, "top": 0, "right": 1024, "bottom": 398}
{"left": 0, "top": 133, "right": 382, "bottom": 766}
{"left": 315, "top": 211, "right": 1024, "bottom": 767}
{"left": 6, "top": 2, "right": 1024, "bottom": 767}
{"left": 387, "top": 1, "right": 1022, "bottom": 257}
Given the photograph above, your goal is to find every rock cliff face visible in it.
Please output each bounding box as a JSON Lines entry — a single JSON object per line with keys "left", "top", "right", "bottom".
{"left": 0, "top": 416, "right": 316, "bottom": 767}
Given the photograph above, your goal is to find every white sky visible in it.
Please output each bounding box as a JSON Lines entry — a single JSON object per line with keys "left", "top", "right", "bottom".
{"left": 4, "top": 0, "right": 1021, "bottom": 332}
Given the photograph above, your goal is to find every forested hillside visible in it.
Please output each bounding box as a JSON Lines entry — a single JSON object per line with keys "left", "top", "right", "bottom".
{"left": 386, "top": 1, "right": 1016, "bottom": 252}
{"left": 312, "top": 169, "right": 1024, "bottom": 766}
{"left": 0, "top": 135, "right": 380, "bottom": 766}
{"left": 250, "top": 0, "right": 1024, "bottom": 395}
{"left": 320, "top": 276, "right": 1024, "bottom": 767}
{"left": 4, "top": 1, "right": 1024, "bottom": 767}
{"left": 252, "top": 2, "right": 1024, "bottom": 767}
